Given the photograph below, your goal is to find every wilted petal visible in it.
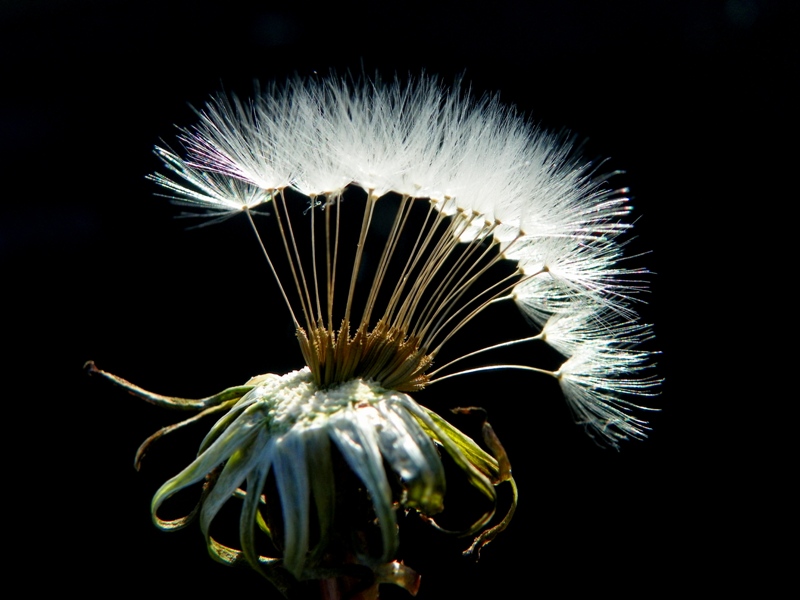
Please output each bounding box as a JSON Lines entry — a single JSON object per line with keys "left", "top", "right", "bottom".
{"left": 152, "top": 402, "right": 269, "bottom": 527}
{"left": 328, "top": 407, "right": 397, "bottom": 561}
{"left": 200, "top": 417, "right": 272, "bottom": 539}
{"left": 197, "top": 388, "right": 265, "bottom": 453}
{"left": 273, "top": 430, "right": 311, "bottom": 577}
{"left": 239, "top": 434, "right": 275, "bottom": 570}
{"left": 304, "top": 427, "right": 336, "bottom": 560}
{"left": 374, "top": 400, "right": 445, "bottom": 515}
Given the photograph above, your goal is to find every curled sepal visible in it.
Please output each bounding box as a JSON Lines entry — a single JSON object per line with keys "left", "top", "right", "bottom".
{"left": 151, "top": 402, "right": 269, "bottom": 529}
{"left": 462, "top": 475, "right": 518, "bottom": 560}
{"left": 239, "top": 441, "right": 274, "bottom": 571}
{"left": 405, "top": 401, "right": 517, "bottom": 556}
{"left": 398, "top": 398, "right": 497, "bottom": 536}
{"left": 206, "top": 535, "right": 293, "bottom": 598}
{"left": 134, "top": 399, "right": 239, "bottom": 470}
{"left": 196, "top": 385, "right": 273, "bottom": 454}
{"left": 84, "top": 360, "right": 254, "bottom": 411}
{"left": 416, "top": 406, "right": 502, "bottom": 483}
{"left": 199, "top": 426, "right": 271, "bottom": 540}
{"left": 450, "top": 406, "right": 511, "bottom": 483}
{"left": 150, "top": 466, "right": 221, "bottom": 532}
{"left": 449, "top": 407, "right": 517, "bottom": 559}
{"left": 426, "top": 406, "right": 519, "bottom": 560}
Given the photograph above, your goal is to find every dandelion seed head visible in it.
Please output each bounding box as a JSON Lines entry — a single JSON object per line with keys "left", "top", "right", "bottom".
{"left": 102, "top": 71, "right": 660, "bottom": 595}
{"left": 147, "top": 71, "right": 660, "bottom": 442}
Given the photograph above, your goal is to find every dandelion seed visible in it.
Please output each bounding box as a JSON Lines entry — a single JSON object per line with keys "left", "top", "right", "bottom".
{"left": 89, "top": 73, "right": 659, "bottom": 598}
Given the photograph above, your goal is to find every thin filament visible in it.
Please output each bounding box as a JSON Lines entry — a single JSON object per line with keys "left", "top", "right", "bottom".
{"left": 427, "top": 334, "right": 543, "bottom": 378}
{"left": 429, "top": 364, "right": 553, "bottom": 385}
{"left": 244, "top": 210, "right": 301, "bottom": 329}
{"left": 343, "top": 193, "right": 377, "bottom": 327}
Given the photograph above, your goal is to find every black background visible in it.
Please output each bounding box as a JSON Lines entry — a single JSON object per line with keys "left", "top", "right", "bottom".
{"left": 3, "top": 1, "right": 791, "bottom": 596}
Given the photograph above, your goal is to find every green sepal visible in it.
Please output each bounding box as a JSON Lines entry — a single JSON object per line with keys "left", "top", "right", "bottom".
{"left": 399, "top": 399, "right": 497, "bottom": 536}
{"left": 418, "top": 405, "right": 502, "bottom": 481}
{"left": 86, "top": 360, "right": 254, "bottom": 411}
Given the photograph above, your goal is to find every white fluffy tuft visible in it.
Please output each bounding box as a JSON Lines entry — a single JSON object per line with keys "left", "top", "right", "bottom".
{"left": 150, "top": 73, "right": 659, "bottom": 446}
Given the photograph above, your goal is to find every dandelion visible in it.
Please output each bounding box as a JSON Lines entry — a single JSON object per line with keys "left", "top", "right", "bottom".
{"left": 88, "top": 73, "right": 658, "bottom": 598}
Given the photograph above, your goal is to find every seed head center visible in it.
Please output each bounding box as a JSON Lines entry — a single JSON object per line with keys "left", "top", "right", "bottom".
{"left": 297, "top": 319, "right": 432, "bottom": 392}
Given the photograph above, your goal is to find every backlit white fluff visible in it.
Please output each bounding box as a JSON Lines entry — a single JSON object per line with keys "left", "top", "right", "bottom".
{"left": 151, "top": 73, "right": 659, "bottom": 448}
{"left": 103, "top": 72, "right": 665, "bottom": 597}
